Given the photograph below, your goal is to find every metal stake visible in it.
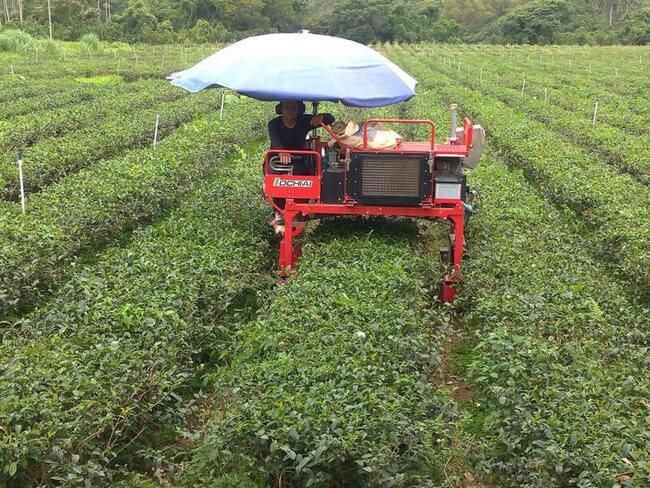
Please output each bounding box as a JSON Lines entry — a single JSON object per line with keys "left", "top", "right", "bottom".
{"left": 219, "top": 90, "right": 226, "bottom": 120}
{"left": 592, "top": 101, "right": 599, "bottom": 126}
{"left": 17, "top": 150, "right": 25, "bottom": 215}
{"left": 153, "top": 115, "right": 160, "bottom": 149}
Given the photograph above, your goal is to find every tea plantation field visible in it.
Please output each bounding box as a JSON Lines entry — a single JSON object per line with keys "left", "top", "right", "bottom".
{"left": 0, "top": 43, "right": 648, "bottom": 487}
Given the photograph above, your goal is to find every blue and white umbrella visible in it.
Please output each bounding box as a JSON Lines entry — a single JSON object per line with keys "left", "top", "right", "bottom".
{"left": 168, "top": 32, "right": 417, "bottom": 108}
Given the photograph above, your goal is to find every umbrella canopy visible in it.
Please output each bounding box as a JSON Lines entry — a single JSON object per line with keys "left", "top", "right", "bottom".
{"left": 168, "top": 32, "right": 417, "bottom": 108}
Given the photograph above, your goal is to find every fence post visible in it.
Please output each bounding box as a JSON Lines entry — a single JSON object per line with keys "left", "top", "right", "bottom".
{"left": 17, "top": 150, "right": 25, "bottom": 215}
{"left": 153, "top": 115, "right": 160, "bottom": 149}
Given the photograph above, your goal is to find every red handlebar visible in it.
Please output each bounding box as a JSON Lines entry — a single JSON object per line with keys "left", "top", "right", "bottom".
{"left": 362, "top": 119, "right": 436, "bottom": 150}
{"left": 264, "top": 149, "right": 322, "bottom": 174}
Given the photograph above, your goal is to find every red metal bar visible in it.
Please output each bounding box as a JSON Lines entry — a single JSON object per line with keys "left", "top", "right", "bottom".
{"left": 283, "top": 201, "right": 463, "bottom": 218}
{"left": 319, "top": 122, "right": 347, "bottom": 147}
{"left": 361, "top": 119, "right": 436, "bottom": 151}
{"left": 463, "top": 117, "right": 473, "bottom": 149}
{"left": 278, "top": 200, "right": 465, "bottom": 303}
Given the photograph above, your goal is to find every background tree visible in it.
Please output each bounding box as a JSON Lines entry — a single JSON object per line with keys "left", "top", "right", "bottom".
{"left": 619, "top": 4, "right": 650, "bottom": 42}
{"left": 1, "top": 0, "right": 648, "bottom": 44}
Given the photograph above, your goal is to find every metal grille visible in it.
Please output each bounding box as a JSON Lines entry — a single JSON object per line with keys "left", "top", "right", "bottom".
{"left": 360, "top": 157, "right": 421, "bottom": 197}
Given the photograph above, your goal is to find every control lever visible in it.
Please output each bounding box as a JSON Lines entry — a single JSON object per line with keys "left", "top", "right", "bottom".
{"left": 269, "top": 155, "right": 294, "bottom": 174}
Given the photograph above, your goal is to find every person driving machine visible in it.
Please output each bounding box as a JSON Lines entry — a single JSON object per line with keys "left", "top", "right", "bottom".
{"left": 267, "top": 101, "right": 334, "bottom": 231}
{"left": 268, "top": 101, "right": 335, "bottom": 173}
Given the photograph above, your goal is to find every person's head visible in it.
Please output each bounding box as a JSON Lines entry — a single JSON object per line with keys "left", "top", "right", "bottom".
{"left": 276, "top": 101, "right": 306, "bottom": 120}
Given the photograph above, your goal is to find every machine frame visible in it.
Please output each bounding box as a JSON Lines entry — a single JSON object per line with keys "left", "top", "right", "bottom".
{"left": 263, "top": 113, "right": 481, "bottom": 302}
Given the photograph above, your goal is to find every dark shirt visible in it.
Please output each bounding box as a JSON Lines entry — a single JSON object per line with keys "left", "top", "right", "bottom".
{"left": 268, "top": 113, "right": 335, "bottom": 150}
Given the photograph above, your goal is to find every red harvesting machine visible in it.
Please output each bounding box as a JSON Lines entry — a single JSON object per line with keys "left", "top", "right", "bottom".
{"left": 263, "top": 104, "right": 484, "bottom": 302}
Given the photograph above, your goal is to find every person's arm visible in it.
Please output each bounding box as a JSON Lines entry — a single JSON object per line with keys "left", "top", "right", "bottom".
{"left": 310, "top": 113, "right": 335, "bottom": 127}
{"left": 268, "top": 118, "right": 285, "bottom": 149}
{"left": 268, "top": 119, "right": 291, "bottom": 164}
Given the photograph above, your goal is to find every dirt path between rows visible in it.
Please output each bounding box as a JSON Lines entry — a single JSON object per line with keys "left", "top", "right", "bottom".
{"left": 435, "top": 331, "right": 498, "bottom": 488}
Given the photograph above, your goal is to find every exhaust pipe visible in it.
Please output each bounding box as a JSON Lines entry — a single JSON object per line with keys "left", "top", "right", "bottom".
{"left": 449, "top": 103, "right": 458, "bottom": 143}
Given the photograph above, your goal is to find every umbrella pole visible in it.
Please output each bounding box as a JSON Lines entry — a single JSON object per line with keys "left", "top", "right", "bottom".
{"left": 311, "top": 102, "right": 319, "bottom": 144}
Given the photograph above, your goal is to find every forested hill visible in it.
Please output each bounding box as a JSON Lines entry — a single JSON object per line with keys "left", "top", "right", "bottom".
{"left": 0, "top": 0, "right": 649, "bottom": 45}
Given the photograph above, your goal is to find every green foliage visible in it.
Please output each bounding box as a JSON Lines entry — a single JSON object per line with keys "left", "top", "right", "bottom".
{"left": 0, "top": 91, "right": 221, "bottom": 199}
{"left": 183, "top": 218, "right": 456, "bottom": 486}
{"left": 459, "top": 160, "right": 649, "bottom": 487}
{"left": 620, "top": 6, "right": 650, "bottom": 44}
{"left": 2, "top": 40, "right": 650, "bottom": 488}
{"left": 485, "top": 0, "right": 576, "bottom": 44}
{"left": 0, "top": 98, "right": 267, "bottom": 319}
{"left": 398, "top": 51, "right": 650, "bottom": 299}
{"left": 112, "top": 0, "right": 161, "bottom": 43}
{"left": 427, "top": 50, "right": 650, "bottom": 185}
{"left": 0, "top": 79, "right": 177, "bottom": 152}
{"left": 79, "top": 32, "right": 102, "bottom": 54}
{"left": 0, "top": 29, "right": 36, "bottom": 52}
{"left": 182, "top": 19, "right": 231, "bottom": 44}
{"left": 0, "top": 143, "right": 273, "bottom": 486}
{"left": 323, "top": 0, "right": 442, "bottom": 44}
{"left": 3, "top": 0, "right": 650, "bottom": 44}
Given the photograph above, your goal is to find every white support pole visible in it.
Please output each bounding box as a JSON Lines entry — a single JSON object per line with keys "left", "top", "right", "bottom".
{"left": 615, "top": 67, "right": 619, "bottom": 77}
{"left": 17, "top": 150, "right": 25, "bottom": 215}
{"left": 592, "top": 101, "right": 599, "bottom": 126}
{"left": 47, "top": 0, "right": 53, "bottom": 40}
{"left": 153, "top": 115, "right": 160, "bottom": 149}
{"left": 219, "top": 90, "right": 225, "bottom": 120}
{"left": 10, "top": 64, "right": 13, "bottom": 75}
{"left": 457, "top": 61, "right": 461, "bottom": 72}
{"left": 544, "top": 88, "right": 548, "bottom": 102}
{"left": 521, "top": 77, "right": 526, "bottom": 95}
